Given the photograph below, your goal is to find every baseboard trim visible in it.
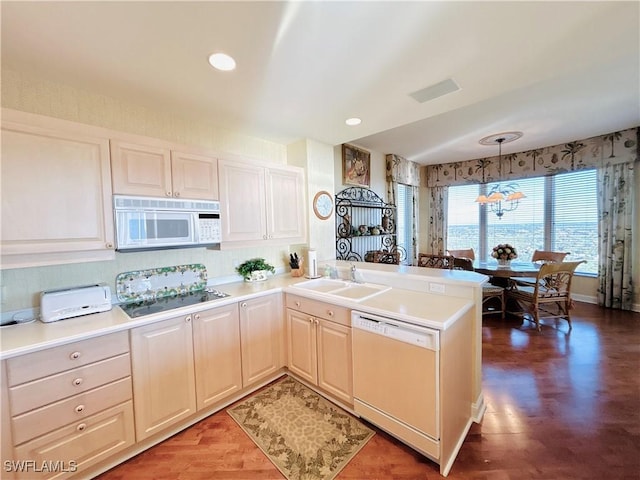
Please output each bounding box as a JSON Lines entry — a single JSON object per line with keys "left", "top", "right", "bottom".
{"left": 574, "top": 296, "right": 640, "bottom": 313}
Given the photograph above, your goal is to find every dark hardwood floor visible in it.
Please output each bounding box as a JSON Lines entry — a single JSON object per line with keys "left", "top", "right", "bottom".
{"left": 97, "top": 302, "right": 640, "bottom": 479}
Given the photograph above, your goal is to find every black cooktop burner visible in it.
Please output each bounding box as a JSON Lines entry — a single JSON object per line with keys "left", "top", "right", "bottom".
{"left": 120, "top": 287, "right": 230, "bottom": 318}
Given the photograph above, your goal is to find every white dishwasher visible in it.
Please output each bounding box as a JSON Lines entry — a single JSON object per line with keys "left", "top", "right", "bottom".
{"left": 351, "top": 310, "right": 440, "bottom": 459}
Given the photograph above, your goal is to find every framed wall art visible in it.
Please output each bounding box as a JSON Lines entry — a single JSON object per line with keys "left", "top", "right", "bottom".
{"left": 342, "top": 144, "right": 370, "bottom": 188}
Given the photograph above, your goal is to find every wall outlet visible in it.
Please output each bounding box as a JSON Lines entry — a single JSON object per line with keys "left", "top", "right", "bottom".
{"left": 429, "top": 283, "right": 445, "bottom": 294}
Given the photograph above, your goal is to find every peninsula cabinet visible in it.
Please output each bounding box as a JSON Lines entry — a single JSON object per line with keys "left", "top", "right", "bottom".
{"left": 3, "top": 331, "right": 134, "bottom": 479}
{"left": 0, "top": 109, "right": 115, "bottom": 269}
{"left": 130, "top": 314, "right": 197, "bottom": 441}
{"left": 218, "top": 159, "right": 306, "bottom": 246}
{"left": 110, "top": 139, "right": 219, "bottom": 200}
{"left": 192, "top": 303, "right": 243, "bottom": 410}
{"left": 285, "top": 294, "right": 353, "bottom": 404}
{"left": 239, "top": 294, "right": 285, "bottom": 386}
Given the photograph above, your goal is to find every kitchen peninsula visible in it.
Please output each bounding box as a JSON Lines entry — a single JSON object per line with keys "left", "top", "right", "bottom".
{"left": 1, "top": 261, "right": 486, "bottom": 478}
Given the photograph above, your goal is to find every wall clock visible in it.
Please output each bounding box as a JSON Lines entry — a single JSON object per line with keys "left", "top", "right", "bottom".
{"left": 313, "top": 190, "right": 333, "bottom": 220}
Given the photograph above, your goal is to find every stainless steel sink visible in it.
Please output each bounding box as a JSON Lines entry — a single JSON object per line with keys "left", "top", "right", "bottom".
{"left": 292, "top": 278, "right": 391, "bottom": 302}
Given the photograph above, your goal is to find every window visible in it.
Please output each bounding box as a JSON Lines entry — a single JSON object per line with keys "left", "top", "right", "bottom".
{"left": 447, "top": 170, "right": 597, "bottom": 274}
{"left": 396, "top": 183, "right": 415, "bottom": 265}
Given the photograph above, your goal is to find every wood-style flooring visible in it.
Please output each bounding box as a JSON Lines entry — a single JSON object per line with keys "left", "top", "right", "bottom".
{"left": 97, "top": 302, "right": 640, "bottom": 479}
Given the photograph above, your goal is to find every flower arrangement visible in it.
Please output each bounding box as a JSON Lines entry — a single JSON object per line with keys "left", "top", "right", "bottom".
{"left": 491, "top": 244, "right": 518, "bottom": 261}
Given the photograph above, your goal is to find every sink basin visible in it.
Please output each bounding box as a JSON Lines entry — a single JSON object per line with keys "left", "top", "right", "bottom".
{"left": 292, "top": 278, "right": 391, "bottom": 302}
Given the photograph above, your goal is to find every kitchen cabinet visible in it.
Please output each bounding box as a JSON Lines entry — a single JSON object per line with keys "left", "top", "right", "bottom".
{"left": 0, "top": 109, "right": 115, "bottom": 269}
{"left": 130, "top": 314, "right": 197, "bottom": 441}
{"left": 239, "top": 294, "right": 285, "bottom": 386}
{"left": 3, "top": 331, "right": 134, "bottom": 479}
{"left": 218, "top": 159, "right": 305, "bottom": 246}
{"left": 111, "top": 139, "right": 219, "bottom": 200}
{"left": 285, "top": 294, "right": 353, "bottom": 404}
{"left": 192, "top": 303, "right": 243, "bottom": 410}
{"left": 1, "top": 362, "right": 15, "bottom": 480}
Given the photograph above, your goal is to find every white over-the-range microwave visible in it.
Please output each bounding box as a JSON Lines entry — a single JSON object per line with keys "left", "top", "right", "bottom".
{"left": 114, "top": 195, "right": 221, "bottom": 252}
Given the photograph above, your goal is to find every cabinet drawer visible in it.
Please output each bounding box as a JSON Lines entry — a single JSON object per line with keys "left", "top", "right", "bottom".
{"left": 9, "top": 354, "right": 131, "bottom": 416}
{"left": 12, "top": 401, "right": 135, "bottom": 480}
{"left": 285, "top": 294, "right": 350, "bottom": 326}
{"left": 12, "top": 377, "right": 132, "bottom": 445}
{"left": 6, "top": 331, "right": 129, "bottom": 386}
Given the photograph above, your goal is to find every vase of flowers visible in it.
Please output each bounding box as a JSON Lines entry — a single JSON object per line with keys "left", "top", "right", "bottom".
{"left": 492, "top": 243, "right": 517, "bottom": 268}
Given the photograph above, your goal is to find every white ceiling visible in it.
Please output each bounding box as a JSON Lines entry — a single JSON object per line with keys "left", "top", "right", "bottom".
{"left": 2, "top": 1, "right": 639, "bottom": 165}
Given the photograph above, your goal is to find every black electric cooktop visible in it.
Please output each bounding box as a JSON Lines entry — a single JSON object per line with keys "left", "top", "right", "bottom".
{"left": 119, "top": 287, "right": 230, "bottom": 318}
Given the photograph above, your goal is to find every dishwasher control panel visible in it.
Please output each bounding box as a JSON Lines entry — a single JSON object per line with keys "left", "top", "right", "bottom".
{"left": 352, "top": 312, "right": 439, "bottom": 350}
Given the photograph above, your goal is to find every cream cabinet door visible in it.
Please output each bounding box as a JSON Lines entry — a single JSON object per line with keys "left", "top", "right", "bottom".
{"left": 130, "top": 315, "right": 197, "bottom": 440}
{"left": 110, "top": 140, "right": 172, "bottom": 197}
{"left": 317, "top": 318, "right": 353, "bottom": 404}
{"left": 218, "top": 160, "right": 267, "bottom": 242}
{"left": 286, "top": 309, "right": 318, "bottom": 384}
{"left": 170, "top": 151, "right": 219, "bottom": 200}
{"left": 1, "top": 110, "right": 115, "bottom": 268}
{"left": 1, "top": 362, "right": 15, "bottom": 480}
{"left": 239, "top": 294, "right": 284, "bottom": 386}
{"left": 192, "top": 303, "right": 242, "bottom": 410}
{"left": 265, "top": 166, "right": 305, "bottom": 241}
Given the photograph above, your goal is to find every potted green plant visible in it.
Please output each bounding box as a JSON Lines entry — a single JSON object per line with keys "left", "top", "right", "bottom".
{"left": 236, "top": 258, "right": 276, "bottom": 282}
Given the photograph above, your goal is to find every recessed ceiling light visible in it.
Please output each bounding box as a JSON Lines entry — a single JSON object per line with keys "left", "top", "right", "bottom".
{"left": 208, "top": 53, "right": 236, "bottom": 71}
{"left": 345, "top": 118, "right": 361, "bottom": 126}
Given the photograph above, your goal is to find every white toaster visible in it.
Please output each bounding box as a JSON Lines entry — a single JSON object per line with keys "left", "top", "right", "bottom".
{"left": 40, "top": 284, "right": 112, "bottom": 323}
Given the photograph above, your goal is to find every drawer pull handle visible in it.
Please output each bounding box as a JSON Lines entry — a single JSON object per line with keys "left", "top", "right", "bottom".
{"left": 69, "top": 351, "right": 81, "bottom": 360}
{"left": 185, "top": 316, "right": 191, "bottom": 323}
{"left": 76, "top": 423, "right": 87, "bottom": 432}
{"left": 327, "top": 310, "right": 334, "bottom": 317}
{"left": 72, "top": 378, "right": 83, "bottom": 387}
{"left": 295, "top": 301, "right": 301, "bottom": 307}
{"left": 194, "top": 314, "right": 200, "bottom": 320}
{"left": 241, "top": 302, "right": 247, "bottom": 308}
{"left": 75, "top": 405, "right": 85, "bottom": 413}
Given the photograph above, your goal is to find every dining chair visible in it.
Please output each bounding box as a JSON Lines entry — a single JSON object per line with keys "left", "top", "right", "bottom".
{"left": 417, "top": 253, "right": 454, "bottom": 269}
{"left": 515, "top": 250, "right": 572, "bottom": 287}
{"left": 447, "top": 248, "right": 475, "bottom": 261}
{"left": 507, "top": 260, "right": 585, "bottom": 331}
{"left": 373, "top": 251, "right": 400, "bottom": 265}
{"left": 452, "top": 257, "right": 505, "bottom": 320}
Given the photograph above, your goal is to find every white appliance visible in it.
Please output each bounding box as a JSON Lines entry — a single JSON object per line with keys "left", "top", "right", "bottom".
{"left": 114, "top": 195, "right": 221, "bottom": 251}
{"left": 40, "top": 284, "right": 112, "bottom": 323}
{"left": 351, "top": 310, "right": 440, "bottom": 460}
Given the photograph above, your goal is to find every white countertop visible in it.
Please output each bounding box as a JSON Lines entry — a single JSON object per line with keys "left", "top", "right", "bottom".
{"left": 0, "top": 266, "right": 482, "bottom": 359}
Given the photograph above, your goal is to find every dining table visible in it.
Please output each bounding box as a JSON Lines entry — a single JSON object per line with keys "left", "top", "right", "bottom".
{"left": 473, "top": 261, "right": 541, "bottom": 278}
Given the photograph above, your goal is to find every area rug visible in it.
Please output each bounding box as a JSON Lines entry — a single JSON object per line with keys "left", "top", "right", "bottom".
{"left": 227, "top": 376, "right": 374, "bottom": 480}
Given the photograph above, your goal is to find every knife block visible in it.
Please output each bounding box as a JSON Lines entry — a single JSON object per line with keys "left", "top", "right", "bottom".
{"left": 291, "top": 267, "right": 305, "bottom": 277}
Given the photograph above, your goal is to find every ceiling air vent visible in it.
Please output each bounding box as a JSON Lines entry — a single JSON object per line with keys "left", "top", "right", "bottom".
{"left": 409, "top": 78, "right": 460, "bottom": 103}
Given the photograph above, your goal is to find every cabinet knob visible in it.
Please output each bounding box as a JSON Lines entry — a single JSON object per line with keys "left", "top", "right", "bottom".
{"left": 315, "top": 318, "right": 319, "bottom": 325}
{"left": 309, "top": 317, "right": 314, "bottom": 323}
{"left": 75, "top": 404, "right": 85, "bottom": 414}
{"left": 76, "top": 423, "right": 87, "bottom": 432}
{"left": 327, "top": 310, "right": 334, "bottom": 317}
{"left": 174, "top": 191, "right": 181, "bottom": 197}
{"left": 263, "top": 235, "right": 267, "bottom": 240}
{"left": 295, "top": 301, "right": 301, "bottom": 308}
{"left": 72, "top": 378, "right": 83, "bottom": 387}
{"left": 241, "top": 302, "right": 247, "bottom": 308}
{"left": 166, "top": 191, "right": 172, "bottom": 197}
{"left": 194, "top": 314, "right": 200, "bottom": 320}
{"left": 185, "top": 316, "right": 191, "bottom": 323}
{"left": 105, "top": 242, "right": 114, "bottom": 249}
{"left": 69, "top": 351, "right": 81, "bottom": 360}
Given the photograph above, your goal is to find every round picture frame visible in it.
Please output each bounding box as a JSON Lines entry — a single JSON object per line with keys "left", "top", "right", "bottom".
{"left": 313, "top": 190, "right": 333, "bottom": 220}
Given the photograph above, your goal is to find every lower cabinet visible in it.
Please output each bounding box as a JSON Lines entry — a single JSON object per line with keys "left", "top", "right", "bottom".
{"left": 239, "top": 294, "right": 285, "bottom": 386}
{"left": 285, "top": 294, "right": 353, "bottom": 404}
{"left": 130, "top": 314, "right": 197, "bottom": 441}
{"left": 192, "top": 303, "right": 243, "bottom": 410}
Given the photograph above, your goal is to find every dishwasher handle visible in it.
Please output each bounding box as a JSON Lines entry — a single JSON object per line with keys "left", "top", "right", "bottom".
{"left": 351, "top": 311, "right": 439, "bottom": 351}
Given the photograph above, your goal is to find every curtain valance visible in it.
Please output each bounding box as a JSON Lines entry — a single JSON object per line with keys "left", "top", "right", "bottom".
{"left": 425, "top": 127, "right": 639, "bottom": 188}
{"left": 386, "top": 154, "right": 421, "bottom": 187}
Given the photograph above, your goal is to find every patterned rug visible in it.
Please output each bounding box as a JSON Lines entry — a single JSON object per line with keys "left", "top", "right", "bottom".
{"left": 227, "top": 376, "right": 375, "bottom": 480}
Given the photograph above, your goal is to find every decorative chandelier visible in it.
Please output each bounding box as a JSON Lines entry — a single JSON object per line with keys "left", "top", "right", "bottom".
{"left": 475, "top": 133, "right": 525, "bottom": 219}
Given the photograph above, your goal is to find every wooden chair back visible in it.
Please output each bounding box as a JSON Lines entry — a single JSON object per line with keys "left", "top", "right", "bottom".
{"left": 453, "top": 257, "right": 474, "bottom": 271}
{"left": 373, "top": 251, "right": 400, "bottom": 265}
{"left": 418, "top": 253, "right": 454, "bottom": 269}
{"left": 531, "top": 250, "right": 570, "bottom": 264}
{"left": 447, "top": 248, "right": 476, "bottom": 261}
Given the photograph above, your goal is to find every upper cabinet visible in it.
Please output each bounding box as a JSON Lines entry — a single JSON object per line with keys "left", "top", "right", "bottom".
{"left": 1, "top": 109, "right": 115, "bottom": 269}
{"left": 110, "top": 140, "right": 219, "bottom": 200}
{"left": 218, "top": 159, "right": 306, "bottom": 246}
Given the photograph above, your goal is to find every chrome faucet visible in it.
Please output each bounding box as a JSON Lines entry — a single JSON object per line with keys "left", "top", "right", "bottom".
{"left": 350, "top": 264, "right": 363, "bottom": 283}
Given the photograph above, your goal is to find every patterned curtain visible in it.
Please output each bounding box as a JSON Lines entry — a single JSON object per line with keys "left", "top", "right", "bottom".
{"left": 427, "top": 186, "right": 448, "bottom": 254}
{"left": 386, "top": 154, "right": 420, "bottom": 264}
{"left": 597, "top": 159, "right": 635, "bottom": 309}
